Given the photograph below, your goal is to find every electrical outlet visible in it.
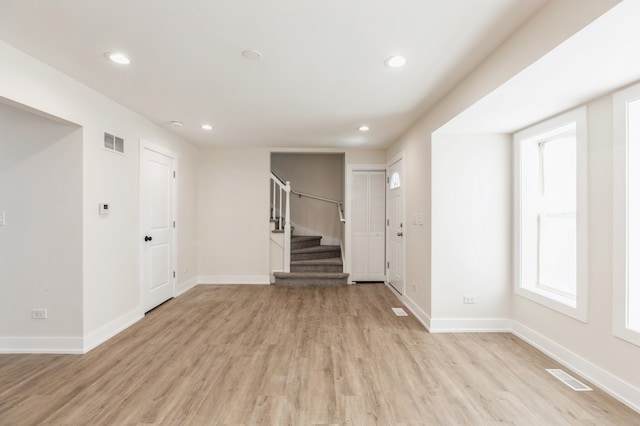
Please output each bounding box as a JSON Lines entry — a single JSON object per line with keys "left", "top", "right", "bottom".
{"left": 32, "top": 309, "right": 47, "bottom": 319}
{"left": 0, "top": 211, "right": 5, "bottom": 226}
{"left": 463, "top": 295, "right": 476, "bottom": 304}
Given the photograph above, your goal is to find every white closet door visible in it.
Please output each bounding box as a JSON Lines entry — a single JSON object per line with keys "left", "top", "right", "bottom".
{"left": 368, "top": 171, "right": 386, "bottom": 277}
{"left": 351, "top": 170, "right": 386, "bottom": 281}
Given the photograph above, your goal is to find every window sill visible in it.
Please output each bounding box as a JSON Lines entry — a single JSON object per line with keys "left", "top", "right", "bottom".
{"left": 613, "top": 326, "right": 640, "bottom": 348}
{"left": 515, "top": 285, "right": 587, "bottom": 323}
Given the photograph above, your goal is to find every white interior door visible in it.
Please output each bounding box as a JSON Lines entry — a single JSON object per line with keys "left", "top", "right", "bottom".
{"left": 387, "top": 158, "right": 404, "bottom": 294}
{"left": 351, "top": 170, "right": 386, "bottom": 281}
{"left": 140, "top": 142, "right": 176, "bottom": 312}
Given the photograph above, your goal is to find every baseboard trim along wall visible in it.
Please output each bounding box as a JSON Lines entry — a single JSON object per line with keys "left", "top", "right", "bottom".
{"left": 429, "top": 317, "right": 512, "bottom": 333}
{"left": 177, "top": 277, "right": 199, "bottom": 296}
{"left": 512, "top": 321, "right": 640, "bottom": 415}
{"left": 388, "top": 285, "right": 432, "bottom": 332}
{"left": 197, "top": 275, "right": 271, "bottom": 285}
{"left": 392, "top": 291, "right": 639, "bottom": 414}
{"left": 0, "top": 337, "right": 84, "bottom": 354}
{"left": 83, "top": 308, "right": 144, "bottom": 353}
{"left": 2, "top": 282, "right": 638, "bottom": 414}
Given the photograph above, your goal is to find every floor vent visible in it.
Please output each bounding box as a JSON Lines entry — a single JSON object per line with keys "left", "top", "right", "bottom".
{"left": 392, "top": 307, "right": 408, "bottom": 317}
{"left": 546, "top": 369, "right": 592, "bottom": 391}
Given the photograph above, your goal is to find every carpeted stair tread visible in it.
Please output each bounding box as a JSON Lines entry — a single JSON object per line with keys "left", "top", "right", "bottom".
{"left": 291, "top": 235, "right": 323, "bottom": 250}
{"left": 291, "top": 235, "right": 322, "bottom": 242}
{"left": 274, "top": 272, "right": 348, "bottom": 279}
{"left": 273, "top": 271, "right": 349, "bottom": 287}
{"left": 292, "top": 245, "right": 340, "bottom": 254}
{"left": 271, "top": 228, "right": 347, "bottom": 286}
{"left": 291, "top": 257, "right": 343, "bottom": 266}
{"left": 290, "top": 257, "right": 343, "bottom": 273}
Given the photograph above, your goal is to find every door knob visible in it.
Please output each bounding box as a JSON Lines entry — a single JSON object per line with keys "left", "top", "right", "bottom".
{"left": 397, "top": 232, "right": 403, "bottom": 237}
{"left": 144, "top": 235, "right": 153, "bottom": 242}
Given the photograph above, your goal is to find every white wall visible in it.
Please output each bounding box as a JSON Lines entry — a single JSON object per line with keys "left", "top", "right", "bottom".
{"left": 0, "top": 101, "right": 83, "bottom": 347}
{"left": 386, "top": 0, "right": 621, "bottom": 328}
{"left": 197, "top": 147, "right": 271, "bottom": 284}
{"left": 512, "top": 91, "right": 640, "bottom": 399}
{"left": 384, "top": 0, "right": 640, "bottom": 410}
{"left": 431, "top": 133, "right": 511, "bottom": 326}
{"left": 0, "top": 41, "right": 199, "bottom": 352}
{"left": 196, "top": 147, "right": 386, "bottom": 283}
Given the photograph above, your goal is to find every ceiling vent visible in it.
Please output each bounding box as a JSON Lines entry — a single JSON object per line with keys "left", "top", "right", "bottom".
{"left": 104, "top": 132, "right": 124, "bottom": 154}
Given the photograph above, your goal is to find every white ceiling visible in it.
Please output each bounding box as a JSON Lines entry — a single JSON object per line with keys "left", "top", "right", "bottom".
{"left": 0, "top": 0, "right": 547, "bottom": 148}
{"left": 437, "top": 0, "right": 640, "bottom": 134}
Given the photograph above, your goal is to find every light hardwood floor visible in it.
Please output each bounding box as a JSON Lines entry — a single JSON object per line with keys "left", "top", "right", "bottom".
{"left": 1, "top": 284, "right": 638, "bottom": 425}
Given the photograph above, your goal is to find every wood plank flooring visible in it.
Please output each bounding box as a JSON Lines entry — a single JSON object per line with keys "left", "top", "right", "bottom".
{"left": 1, "top": 284, "right": 638, "bottom": 425}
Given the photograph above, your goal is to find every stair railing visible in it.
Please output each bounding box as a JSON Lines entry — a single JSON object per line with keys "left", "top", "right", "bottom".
{"left": 271, "top": 172, "right": 291, "bottom": 272}
{"left": 271, "top": 170, "right": 346, "bottom": 274}
{"left": 290, "top": 189, "right": 346, "bottom": 223}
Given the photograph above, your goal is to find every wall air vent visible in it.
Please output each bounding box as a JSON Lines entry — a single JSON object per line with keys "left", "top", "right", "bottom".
{"left": 104, "top": 132, "right": 124, "bottom": 154}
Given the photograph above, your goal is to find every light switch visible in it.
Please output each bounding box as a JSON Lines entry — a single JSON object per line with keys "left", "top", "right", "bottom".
{"left": 99, "top": 203, "right": 110, "bottom": 215}
{"left": 0, "top": 211, "right": 5, "bottom": 226}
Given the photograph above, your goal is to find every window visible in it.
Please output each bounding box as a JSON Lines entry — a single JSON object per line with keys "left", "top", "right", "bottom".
{"left": 613, "top": 83, "right": 640, "bottom": 347}
{"left": 389, "top": 172, "right": 400, "bottom": 189}
{"left": 514, "top": 107, "right": 588, "bottom": 321}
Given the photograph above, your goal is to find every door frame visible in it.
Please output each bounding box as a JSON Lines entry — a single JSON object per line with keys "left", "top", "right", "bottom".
{"left": 386, "top": 152, "right": 405, "bottom": 295}
{"left": 139, "top": 138, "right": 177, "bottom": 313}
{"left": 345, "top": 163, "right": 386, "bottom": 283}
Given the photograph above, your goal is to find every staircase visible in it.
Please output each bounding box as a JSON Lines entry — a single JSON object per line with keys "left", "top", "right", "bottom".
{"left": 273, "top": 235, "right": 348, "bottom": 286}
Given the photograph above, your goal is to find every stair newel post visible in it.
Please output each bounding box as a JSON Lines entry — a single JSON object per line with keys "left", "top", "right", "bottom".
{"left": 272, "top": 179, "right": 277, "bottom": 224}
{"left": 284, "top": 181, "right": 292, "bottom": 273}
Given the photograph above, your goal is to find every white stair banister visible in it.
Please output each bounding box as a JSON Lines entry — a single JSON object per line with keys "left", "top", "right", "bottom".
{"left": 270, "top": 172, "right": 292, "bottom": 273}
{"left": 284, "top": 181, "right": 291, "bottom": 273}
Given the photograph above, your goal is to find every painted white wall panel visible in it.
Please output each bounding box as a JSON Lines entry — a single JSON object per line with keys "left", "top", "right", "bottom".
{"left": 0, "top": 41, "right": 199, "bottom": 349}
{"left": 431, "top": 133, "right": 511, "bottom": 319}
{"left": 0, "top": 101, "right": 83, "bottom": 339}
{"left": 197, "top": 148, "right": 270, "bottom": 278}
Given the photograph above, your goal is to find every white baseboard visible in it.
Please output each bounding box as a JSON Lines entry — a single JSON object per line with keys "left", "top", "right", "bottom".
{"left": 386, "top": 282, "right": 432, "bottom": 331}
{"left": 270, "top": 270, "right": 284, "bottom": 284}
{"left": 512, "top": 321, "right": 640, "bottom": 414}
{"left": 429, "top": 317, "right": 512, "bottom": 333}
{"left": 388, "top": 284, "right": 640, "bottom": 414}
{"left": 177, "top": 276, "right": 199, "bottom": 296}
{"left": 83, "top": 308, "right": 143, "bottom": 353}
{"left": 0, "top": 336, "right": 84, "bottom": 354}
{"left": 198, "top": 275, "right": 271, "bottom": 285}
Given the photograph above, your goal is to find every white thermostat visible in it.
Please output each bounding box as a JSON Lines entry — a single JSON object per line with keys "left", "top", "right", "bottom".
{"left": 99, "top": 203, "right": 111, "bottom": 215}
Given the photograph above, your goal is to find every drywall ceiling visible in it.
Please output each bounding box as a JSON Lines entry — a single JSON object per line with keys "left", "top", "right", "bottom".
{"left": 437, "top": 0, "right": 640, "bottom": 134}
{"left": 0, "top": 0, "right": 547, "bottom": 148}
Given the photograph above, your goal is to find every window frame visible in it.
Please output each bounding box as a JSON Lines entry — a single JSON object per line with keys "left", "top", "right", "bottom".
{"left": 613, "top": 82, "right": 640, "bottom": 347}
{"left": 513, "top": 107, "right": 589, "bottom": 322}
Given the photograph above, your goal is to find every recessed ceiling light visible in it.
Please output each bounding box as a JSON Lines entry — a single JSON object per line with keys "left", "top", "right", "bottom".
{"left": 170, "top": 121, "right": 184, "bottom": 127}
{"left": 242, "top": 50, "right": 263, "bottom": 60}
{"left": 104, "top": 52, "right": 131, "bottom": 65}
{"left": 358, "top": 125, "right": 370, "bottom": 132}
{"left": 201, "top": 124, "right": 213, "bottom": 130}
{"left": 384, "top": 55, "right": 407, "bottom": 68}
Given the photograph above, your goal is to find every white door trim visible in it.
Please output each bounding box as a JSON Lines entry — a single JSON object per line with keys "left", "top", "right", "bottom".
{"left": 346, "top": 163, "right": 386, "bottom": 283}
{"left": 139, "top": 138, "right": 177, "bottom": 313}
